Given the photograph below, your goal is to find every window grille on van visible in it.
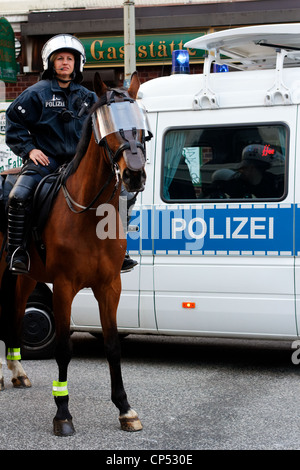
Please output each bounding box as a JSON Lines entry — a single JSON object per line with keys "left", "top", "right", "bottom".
{"left": 162, "top": 124, "right": 287, "bottom": 202}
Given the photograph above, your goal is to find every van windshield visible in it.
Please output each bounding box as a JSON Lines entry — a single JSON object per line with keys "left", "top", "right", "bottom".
{"left": 162, "top": 124, "right": 287, "bottom": 202}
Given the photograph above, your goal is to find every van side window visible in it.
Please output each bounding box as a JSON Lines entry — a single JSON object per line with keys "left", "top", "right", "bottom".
{"left": 162, "top": 124, "right": 287, "bottom": 201}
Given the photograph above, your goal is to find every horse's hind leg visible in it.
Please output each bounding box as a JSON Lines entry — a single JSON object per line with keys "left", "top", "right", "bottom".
{"left": 51, "top": 282, "right": 75, "bottom": 437}
{"left": 7, "top": 348, "right": 31, "bottom": 388}
{"left": 2, "top": 271, "right": 34, "bottom": 388}
{"left": 93, "top": 284, "right": 142, "bottom": 432}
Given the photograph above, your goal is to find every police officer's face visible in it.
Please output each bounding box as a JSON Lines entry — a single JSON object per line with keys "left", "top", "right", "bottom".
{"left": 53, "top": 52, "right": 75, "bottom": 80}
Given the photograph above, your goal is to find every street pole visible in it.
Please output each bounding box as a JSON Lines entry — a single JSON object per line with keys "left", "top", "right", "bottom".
{"left": 123, "top": 0, "right": 136, "bottom": 87}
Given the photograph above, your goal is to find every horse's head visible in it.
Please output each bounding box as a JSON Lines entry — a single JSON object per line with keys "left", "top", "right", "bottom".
{"left": 92, "top": 72, "right": 151, "bottom": 193}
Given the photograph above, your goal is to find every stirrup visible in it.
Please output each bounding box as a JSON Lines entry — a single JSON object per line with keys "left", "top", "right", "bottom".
{"left": 9, "top": 247, "right": 30, "bottom": 274}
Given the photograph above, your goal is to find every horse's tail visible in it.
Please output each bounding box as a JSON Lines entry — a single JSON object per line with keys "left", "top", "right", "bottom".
{"left": 0, "top": 266, "right": 17, "bottom": 343}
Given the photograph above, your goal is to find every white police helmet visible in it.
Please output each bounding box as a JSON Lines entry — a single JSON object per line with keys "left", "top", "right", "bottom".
{"left": 41, "top": 34, "right": 86, "bottom": 82}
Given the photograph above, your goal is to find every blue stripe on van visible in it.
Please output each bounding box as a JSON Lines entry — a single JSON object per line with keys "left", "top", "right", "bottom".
{"left": 127, "top": 204, "right": 294, "bottom": 256}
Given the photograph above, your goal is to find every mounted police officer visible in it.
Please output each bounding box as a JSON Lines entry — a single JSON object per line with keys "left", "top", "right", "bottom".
{"left": 5, "top": 34, "right": 137, "bottom": 274}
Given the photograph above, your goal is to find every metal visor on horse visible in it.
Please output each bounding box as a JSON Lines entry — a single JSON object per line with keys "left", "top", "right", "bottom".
{"left": 92, "top": 100, "right": 152, "bottom": 145}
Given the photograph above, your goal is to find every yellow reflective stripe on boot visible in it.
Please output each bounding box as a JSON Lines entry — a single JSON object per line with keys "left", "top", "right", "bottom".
{"left": 7, "top": 348, "right": 21, "bottom": 361}
{"left": 52, "top": 380, "right": 68, "bottom": 397}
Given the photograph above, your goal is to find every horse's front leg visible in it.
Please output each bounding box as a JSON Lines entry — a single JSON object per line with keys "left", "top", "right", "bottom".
{"left": 52, "top": 282, "right": 75, "bottom": 437}
{"left": 93, "top": 283, "right": 142, "bottom": 432}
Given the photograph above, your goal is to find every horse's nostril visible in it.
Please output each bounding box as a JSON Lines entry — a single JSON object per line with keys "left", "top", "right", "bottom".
{"left": 123, "top": 168, "right": 131, "bottom": 183}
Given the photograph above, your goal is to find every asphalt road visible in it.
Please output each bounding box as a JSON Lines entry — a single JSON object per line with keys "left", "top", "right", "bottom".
{"left": 0, "top": 333, "right": 300, "bottom": 453}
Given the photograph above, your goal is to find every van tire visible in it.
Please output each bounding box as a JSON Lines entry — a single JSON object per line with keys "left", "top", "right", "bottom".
{"left": 21, "top": 284, "right": 56, "bottom": 359}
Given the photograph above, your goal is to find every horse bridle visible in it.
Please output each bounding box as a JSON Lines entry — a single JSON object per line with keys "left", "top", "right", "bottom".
{"left": 94, "top": 89, "right": 152, "bottom": 170}
{"left": 62, "top": 89, "right": 151, "bottom": 214}
{"left": 105, "top": 128, "right": 147, "bottom": 166}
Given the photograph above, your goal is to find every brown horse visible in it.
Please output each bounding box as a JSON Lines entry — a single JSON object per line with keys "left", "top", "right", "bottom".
{"left": 0, "top": 72, "right": 149, "bottom": 436}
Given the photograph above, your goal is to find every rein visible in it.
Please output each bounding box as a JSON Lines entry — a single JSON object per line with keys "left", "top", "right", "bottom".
{"left": 61, "top": 88, "right": 141, "bottom": 214}
{"left": 62, "top": 163, "right": 120, "bottom": 214}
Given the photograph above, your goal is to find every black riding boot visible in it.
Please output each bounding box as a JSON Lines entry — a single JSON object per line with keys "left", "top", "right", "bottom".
{"left": 7, "top": 206, "right": 30, "bottom": 274}
{"left": 121, "top": 252, "right": 138, "bottom": 273}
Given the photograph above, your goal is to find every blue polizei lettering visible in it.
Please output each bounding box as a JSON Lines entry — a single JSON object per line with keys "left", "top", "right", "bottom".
{"left": 126, "top": 204, "right": 293, "bottom": 256}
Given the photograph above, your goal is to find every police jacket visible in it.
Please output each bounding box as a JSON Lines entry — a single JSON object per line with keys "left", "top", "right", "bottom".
{"left": 6, "top": 78, "right": 97, "bottom": 163}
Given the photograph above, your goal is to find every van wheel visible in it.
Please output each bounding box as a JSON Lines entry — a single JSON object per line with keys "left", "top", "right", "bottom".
{"left": 21, "top": 285, "right": 55, "bottom": 359}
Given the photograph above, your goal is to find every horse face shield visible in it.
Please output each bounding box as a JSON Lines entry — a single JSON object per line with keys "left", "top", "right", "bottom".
{"left": 92, "top": 101, "right": 152, "bottom": 170}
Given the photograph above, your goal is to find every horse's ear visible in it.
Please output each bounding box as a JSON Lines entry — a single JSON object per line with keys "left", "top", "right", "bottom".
{"left": 94, "top": 72, "right": 107, "bottom": 97}
{"left": 128, "top": 72, "right": 140, "bottom": 99}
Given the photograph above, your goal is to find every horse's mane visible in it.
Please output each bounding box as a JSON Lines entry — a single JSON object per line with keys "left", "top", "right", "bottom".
{"left": 64, "top": 85, "right": 128, "bottom": 179}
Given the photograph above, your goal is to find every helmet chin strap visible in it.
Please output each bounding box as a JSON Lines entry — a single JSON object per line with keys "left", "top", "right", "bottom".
{"left": 57, "top": 77, "right": 73, "bottom": 84}
{"left": 54, "top": 68, "right": 75, "bottom": 84}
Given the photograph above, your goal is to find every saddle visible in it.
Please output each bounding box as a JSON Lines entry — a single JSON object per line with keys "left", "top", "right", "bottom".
{"left": 0, "top": 166, "right": 66, "bottom": 263}
{"left": 31, "top": 167, "right": 66, "bottom": 261}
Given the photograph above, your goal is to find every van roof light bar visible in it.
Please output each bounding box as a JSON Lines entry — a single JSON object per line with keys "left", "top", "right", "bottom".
{"left": 171, "top": 50, "right": 190, "bottom": 74}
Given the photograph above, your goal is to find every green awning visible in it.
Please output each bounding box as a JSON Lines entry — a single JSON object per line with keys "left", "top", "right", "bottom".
{"left": 0, "top": 17, "right": 17, "bottom": 83}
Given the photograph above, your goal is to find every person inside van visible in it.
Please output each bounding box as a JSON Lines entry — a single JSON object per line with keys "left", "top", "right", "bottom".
{"left": 207, "top": 168, "right": 248, "bottom": 199}
{"left": 208, "top": 144, "right": 284, "bottom": 200}
{"left": 236, "top": 144, "right": 284, "bottom": 198}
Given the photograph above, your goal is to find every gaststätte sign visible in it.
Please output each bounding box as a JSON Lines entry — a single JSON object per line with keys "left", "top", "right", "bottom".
{"left": 79, "top": 32, "right": 206, "bottom": 68}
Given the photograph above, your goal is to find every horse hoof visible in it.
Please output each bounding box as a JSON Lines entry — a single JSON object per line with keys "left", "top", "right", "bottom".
{"left": 53, "top": 418, "right": 76, "bottom": 437}
{"left": 119, "top": 409, "right": 143, "bottom": 432}
{"left": 12, "top": 375, "right": 32, "bottom": 388}
{"left": 0, "top": 377, "right": 4, "bottom": 391}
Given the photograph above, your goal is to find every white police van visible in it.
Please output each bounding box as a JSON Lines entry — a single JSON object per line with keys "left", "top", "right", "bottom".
{"left": 22, "top": 23, "right": 300, "bottom": 357}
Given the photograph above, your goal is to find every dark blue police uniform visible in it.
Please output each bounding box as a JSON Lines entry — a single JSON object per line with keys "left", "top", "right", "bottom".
{"left": 6, "top": 78, "right": 96, "bottom": 166}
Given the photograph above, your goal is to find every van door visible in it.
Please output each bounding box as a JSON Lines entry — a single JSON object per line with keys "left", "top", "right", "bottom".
{"left": 293, "top": 105, "right": 300, "bottom": 336}
{"left": 152, "top": 105, "right": 297, "bottom": 339}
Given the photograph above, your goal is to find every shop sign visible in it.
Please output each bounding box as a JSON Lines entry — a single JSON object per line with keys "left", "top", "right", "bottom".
{"left": 0, "top": 17, "right": 17, "bottom": 83}
{"left": 79, "top": 32, "right": 206, "bottom": 67}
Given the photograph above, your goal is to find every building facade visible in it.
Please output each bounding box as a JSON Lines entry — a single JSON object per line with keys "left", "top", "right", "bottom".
{"left": 3, "top": 0, "right": 300, "bottom": 100}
